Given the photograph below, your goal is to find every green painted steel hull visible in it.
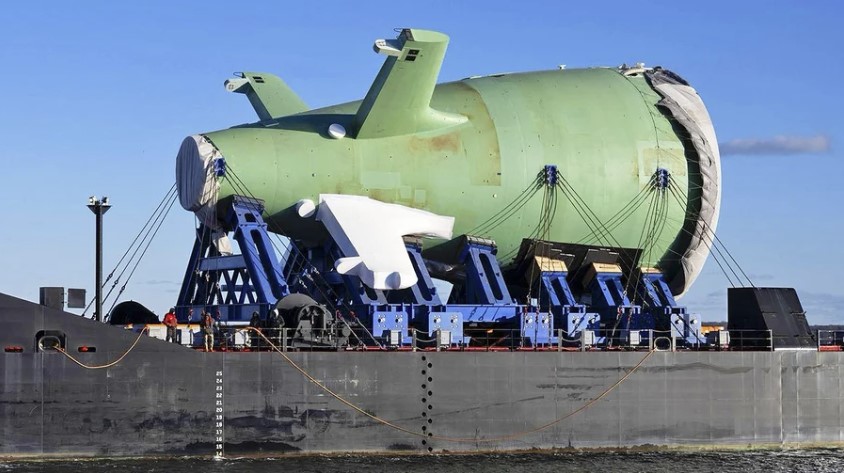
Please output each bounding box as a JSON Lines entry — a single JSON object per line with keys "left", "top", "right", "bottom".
{"left": 198, "top": 68, "right": 699, "bottom": 288}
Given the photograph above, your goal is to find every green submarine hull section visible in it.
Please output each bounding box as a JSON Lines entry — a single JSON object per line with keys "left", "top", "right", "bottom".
{"left": 203, "top": 68, "right": 700, "bottom": 293}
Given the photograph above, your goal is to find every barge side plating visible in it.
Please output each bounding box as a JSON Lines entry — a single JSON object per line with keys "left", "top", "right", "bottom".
{"left": 2, "top": 293, "right": 843, "bottom": 458}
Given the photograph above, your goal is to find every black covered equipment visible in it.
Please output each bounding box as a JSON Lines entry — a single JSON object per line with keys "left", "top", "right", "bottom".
{"left": 727, "top": 287, "right": 814, "bottom": 349}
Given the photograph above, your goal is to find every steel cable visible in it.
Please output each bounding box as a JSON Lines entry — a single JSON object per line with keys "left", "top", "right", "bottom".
{"left": 83, "top": 184, "right": 178, "bottom": 318}
{"left": 469, "top": 173, "right": 544, "bottom": 236}
{"left": 667, "top": 186, "right": 742, "bottom": 286}
{"left": 575, "top": 186, "right": 652, "bottom": 244}
{"left": 669, "top": 185, "right": 754, "bottom": 287}
{"left": 106, "top": 192, "right": 179, "bottom": 314}
{"left": 105, "top": 183, "right": 177, "bottom": 285}
{"left": 663, "top": 188, "right": 737, "bottom": 287}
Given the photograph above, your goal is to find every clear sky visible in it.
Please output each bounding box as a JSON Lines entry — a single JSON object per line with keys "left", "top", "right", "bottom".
{"left": 1, "top": 1, "right": 841, "bottom": 323}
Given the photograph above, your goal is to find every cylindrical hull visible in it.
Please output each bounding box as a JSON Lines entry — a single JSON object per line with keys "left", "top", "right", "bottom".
{"left": 178, "top": 68, "right": 719, "bottom": 295}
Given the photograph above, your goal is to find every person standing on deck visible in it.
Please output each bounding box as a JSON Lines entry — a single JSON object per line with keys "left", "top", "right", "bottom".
{"left": 201, "top": 310, "right": 214, "bottom": 351}
{"left": 249, "top": 311, "right": 262, "bottom": 350}
{"left": 213, "top": 309, "right": 224, "bottom": 350}
{"left": 163, "top": 307, "right": 178, "bottom": 344}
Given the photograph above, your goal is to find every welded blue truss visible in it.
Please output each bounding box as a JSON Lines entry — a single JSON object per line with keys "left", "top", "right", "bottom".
{"left": 637, "top": 271, "right": 700, "bottom": 342}
{"left": 537, "top": 267, "right": 597, "bottom": 339}
{"left": 176, "top": 196, "right": 290, "bottom": 322}
{"left": 459, "top": 237, "right": 514, "bottom": 306}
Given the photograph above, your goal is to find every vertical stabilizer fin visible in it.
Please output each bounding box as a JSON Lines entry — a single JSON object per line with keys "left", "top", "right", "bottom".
{"left": 224, "top": 72, "right": 308, "bottom": 120}
{"left": 355, "top": 28, "right": 466, "bottom": 139}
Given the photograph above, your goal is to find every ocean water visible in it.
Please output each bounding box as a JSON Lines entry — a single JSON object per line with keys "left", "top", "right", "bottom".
{"left": 3, "top": 450, "right": 844, "bottom": 473}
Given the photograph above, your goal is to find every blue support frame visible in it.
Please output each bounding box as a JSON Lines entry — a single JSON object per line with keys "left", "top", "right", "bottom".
{"left": 539, "top": 271, "right": 601, "bottom": 341}
{"left": 590, "top": 273, "right": 631, "bottom": 309}
{"left": 176, "top": 196, "right": 290, "bottom": 323}
{"left": 639, "top": 272, "right": 679, "bottom": 309}
{"left": 400, "top": 240, "right": 443, "bottom": 306}
{"left": 173, "top": 188, "right": 708, "bottom": 349}
{"left": 538, "top": 270, "right": 577, "bottom": 308}
{"left": 535, "top": 269, "right": 597, "bottom": 340}
{"left": 459, "top": 237, "right": 513, "bottom": 306}
{"left": 227, "top": 196, "right": 289, "bottom": 301}
{"left": 638, "top": 271, "right": 700, "bottom": 342}
{"left": 585, "top": 269, "right": 642, "bottom": 343}
{"left": 170, "top": 161, "right": 722, "bottom": 349}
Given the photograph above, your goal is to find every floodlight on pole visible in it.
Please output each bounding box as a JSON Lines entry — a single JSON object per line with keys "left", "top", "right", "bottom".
{"left": 87, "top": 196, "right": 111, "bottom": 322}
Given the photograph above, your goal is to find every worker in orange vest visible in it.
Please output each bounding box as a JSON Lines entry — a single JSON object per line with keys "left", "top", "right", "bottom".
{"left": 163, "top": 307, "right": 178, "bottom": 344}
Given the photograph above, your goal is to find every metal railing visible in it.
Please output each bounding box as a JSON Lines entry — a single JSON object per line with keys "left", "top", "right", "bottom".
{"left": 170, "top": 327, "right": 350, "bottom": 351}
{"left": 721, "top": 329, "right": 774, "bottom": 351}
{"left": 140, "top": 324, "right": 829, "bottom": 353}
{"left": 817, "top": 330, "right": 844, "bottom": 351}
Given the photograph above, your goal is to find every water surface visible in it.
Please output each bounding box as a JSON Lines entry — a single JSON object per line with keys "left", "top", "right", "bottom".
{"left": 4, "top": 450, "right": 844, "bottom": 473}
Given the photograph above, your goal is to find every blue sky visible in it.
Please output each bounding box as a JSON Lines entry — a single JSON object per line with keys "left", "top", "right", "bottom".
{"left": 1, "top": 1, "right": 841, "bottom": 323}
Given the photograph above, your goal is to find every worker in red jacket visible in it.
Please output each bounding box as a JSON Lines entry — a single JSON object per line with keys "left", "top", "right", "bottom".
{"left": 163, "top": 307, "right": 178, "bottom": 344}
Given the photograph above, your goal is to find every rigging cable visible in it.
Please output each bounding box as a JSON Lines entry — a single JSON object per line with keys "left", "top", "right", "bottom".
{"left": 659, "top": 186, "right": 737, "bottom": 287}
{"left": 668, "top": 185, "right": 754, "bottom": 287}
{"left": 662, "top": 187, "right": 743, "bottom": 287}
{"left": 555, "top": 175, "right": 636, "bottom": 256}
{"left": 468, "top": 172, "right": 544, "bottom": 237}
{"left": 106, "top": 192, "right": 179, "bottom": 314}
{"left": 626, "top": 184, "right": 660, "bottom": 303}
{"left": 647, "top": 214, "right": 738, "bottom": 289}
{"left": 553, "top": 178, "right": 639, "bottom": 274}
{"left": 106, "top": 183, "right": 177, "bottom": 285}
{"left": 525, "top": 172, "right": 560, "bottom": 301}
{"left": 667, "top": 186, "right": 743, "bottom": 285}
{"left": 575, "top": 183, "right": 652, "bottom": 244}
{"left": 83, "top": 184, "right": 178, "bottom": 318}
{"left": 102, "top": 188, "right": 178, "bottom": 307}
{"left": 497, "top": 170, "right": 558, "bottom": 262}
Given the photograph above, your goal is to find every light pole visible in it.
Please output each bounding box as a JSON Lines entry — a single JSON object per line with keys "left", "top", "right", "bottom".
{"left": 87, "top": 196, "right": 111, "bottom": 322}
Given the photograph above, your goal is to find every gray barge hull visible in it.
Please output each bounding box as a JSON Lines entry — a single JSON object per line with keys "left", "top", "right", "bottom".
{"left": 2, "top": 292, "right": 843, "bottom": 458}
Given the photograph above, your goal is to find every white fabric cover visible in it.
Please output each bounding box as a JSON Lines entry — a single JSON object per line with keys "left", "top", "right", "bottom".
{"left": 212, "top": 230, "right": 233, "bottom": 256}
{"left": 176, "top": 134, "right": 221, "bottom": 230}
{"left": 316, "top": 194, "right": 455, "bottom": 290}
{"left": 649, "top": 73, "right": 721, "bottom": 298}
